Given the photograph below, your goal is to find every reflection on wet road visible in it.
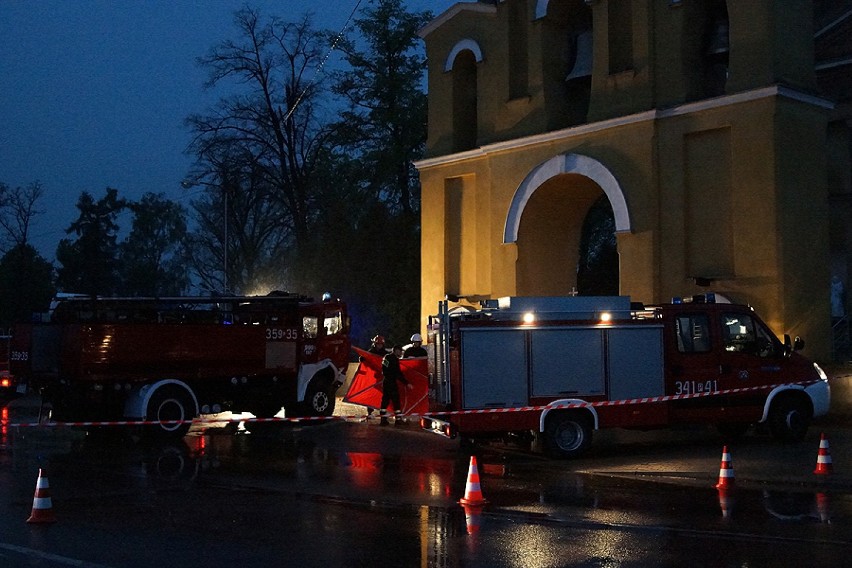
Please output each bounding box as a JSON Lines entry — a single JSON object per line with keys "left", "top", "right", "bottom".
{"left": 2, "top": 407, "right": 851, "bottom": 567}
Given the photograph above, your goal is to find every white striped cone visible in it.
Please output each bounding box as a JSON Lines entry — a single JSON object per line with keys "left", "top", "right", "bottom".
{"left": 714, "top": 446, "right": 735, "bottom": 489}
{"left": 459, "top": 456, "right": 488, "bottom": 506}
{"left": 26, "top": 468, "right": 56, "bottom": 523}
{"left": 814, "top": 433, "right": 833, "bottom": 475}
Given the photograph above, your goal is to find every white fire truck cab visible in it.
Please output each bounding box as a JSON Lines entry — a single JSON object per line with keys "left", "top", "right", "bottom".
{"left": 422, "top": 294, "right": 830, "bottom": 458}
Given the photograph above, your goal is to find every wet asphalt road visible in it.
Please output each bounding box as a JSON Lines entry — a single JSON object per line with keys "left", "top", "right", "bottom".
{"left": 2, "top": 400, "right": 852, "bottom": 567}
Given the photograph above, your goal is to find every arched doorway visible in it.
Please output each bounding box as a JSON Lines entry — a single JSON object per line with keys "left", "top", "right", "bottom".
{"left": 504, "top": 153, "right": 629, "bottom": 297}
{"left": 514, "top": 175, "right": 617, "bottom": 296}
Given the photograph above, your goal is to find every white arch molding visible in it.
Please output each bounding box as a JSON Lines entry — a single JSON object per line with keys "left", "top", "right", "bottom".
{"left": 503, "top": 153, "right": 631, "bottom": 244}
{"left": 444, "top": 38, "right": 484, "bottom": 72}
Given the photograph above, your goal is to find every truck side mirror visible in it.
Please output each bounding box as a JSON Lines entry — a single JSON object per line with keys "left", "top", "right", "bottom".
{"left": 783, "top": 334, "right": 805, "bottom": 357}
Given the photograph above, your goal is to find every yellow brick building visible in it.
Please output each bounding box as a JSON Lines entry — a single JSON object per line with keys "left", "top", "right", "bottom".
{"left": 415, "top": 0, "right": 852, "bottom": 360}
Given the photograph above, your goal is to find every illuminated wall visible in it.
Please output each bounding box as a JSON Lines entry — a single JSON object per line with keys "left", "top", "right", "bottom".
{"left": 416, "top": 0, "right": 842, "bottom": 360}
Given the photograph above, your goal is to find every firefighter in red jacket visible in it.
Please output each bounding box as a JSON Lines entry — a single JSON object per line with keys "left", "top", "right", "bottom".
{"left": 379, "top": 344, "right": 413, "bottom": 425}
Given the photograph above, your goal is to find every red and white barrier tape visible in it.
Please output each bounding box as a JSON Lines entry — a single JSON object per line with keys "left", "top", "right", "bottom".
{"left": 0, "top": 380, "right": 821, "bottom": 429}
{"left": 1, "top": 414, "right": 347, "bottom": 429}
{"left": 421, "top": 379, "right": 821, "bottom": 417}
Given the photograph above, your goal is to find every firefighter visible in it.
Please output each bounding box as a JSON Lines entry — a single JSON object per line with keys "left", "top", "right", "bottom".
{"left": 368, "top": 334, "right": 388, "bottom": 355}
{"left": 403, "top": 333, "right": 427, "bottom": 358}
{"left": 363, "top": 334, "right": 389, "bottom": 418}
{"left": 379, "top": 344, "right": 413, "bottom": 425}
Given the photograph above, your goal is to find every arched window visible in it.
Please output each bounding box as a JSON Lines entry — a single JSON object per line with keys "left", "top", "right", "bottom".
{"left": 450, "top": 47, "right": 479, "bottom": 152}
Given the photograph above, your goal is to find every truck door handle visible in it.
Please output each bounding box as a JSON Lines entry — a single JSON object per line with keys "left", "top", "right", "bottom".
{"left": 719, "top": 364, "right": 731, "bottom": 375}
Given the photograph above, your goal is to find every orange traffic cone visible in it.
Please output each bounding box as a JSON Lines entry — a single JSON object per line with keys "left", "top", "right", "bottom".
{"left": 715, "top": 446, "right": 735, "bottom": 489}
{"left": 26, "top": 468, "right": 56, "bottom": 524}
{"left": 459, "top": 456, "right": 488, "bottom": 506}
{"left": 462, "top": 504, "right": 484, "bottom": 535}
{"left": 814, "top": 433, "right": 833, "bottom": 475}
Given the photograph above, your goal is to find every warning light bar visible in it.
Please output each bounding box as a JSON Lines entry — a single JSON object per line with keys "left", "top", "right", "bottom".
{"left": 671, "top": 293, "right": 717, "bottom": 305}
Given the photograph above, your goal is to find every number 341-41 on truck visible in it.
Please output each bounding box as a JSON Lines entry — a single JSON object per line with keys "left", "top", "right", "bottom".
{"left": 421, "top": 294, "right": 830, "bottom": 458}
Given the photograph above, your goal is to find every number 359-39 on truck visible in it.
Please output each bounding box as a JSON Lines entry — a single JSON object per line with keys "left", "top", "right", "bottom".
{"left": 421, "top": 294, "right": 830, "bottom": 458}
{"left": 8, "top": 292, "right": 351, "bottom": 437}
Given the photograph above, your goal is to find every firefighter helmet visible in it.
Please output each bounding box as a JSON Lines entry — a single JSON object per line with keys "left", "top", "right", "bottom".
{"left": 372, "top": 335, "right": 385, "bottom": 344}
{"left": 410, "top": 333, "right": 423, "bottom": 343}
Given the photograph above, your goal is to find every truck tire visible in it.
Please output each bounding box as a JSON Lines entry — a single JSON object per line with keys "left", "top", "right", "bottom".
{"left": 544, "top": 413, "right": 592, "bottom": 459}
{"left": 146, "top": 385, "right": 195, "bottom": 438}
{"left": 768, "top": 395, "right": 811, "bottom": 443}
{"left": 303, "top": 379, "right": 335, "bottom": 417}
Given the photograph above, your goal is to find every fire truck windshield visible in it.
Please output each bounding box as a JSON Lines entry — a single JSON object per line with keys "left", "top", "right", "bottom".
{"left": 722, "top": 313, "right": 777, "bottom": 357}
{"left": 323, "top": 311, "right": 344, "bottom": 335}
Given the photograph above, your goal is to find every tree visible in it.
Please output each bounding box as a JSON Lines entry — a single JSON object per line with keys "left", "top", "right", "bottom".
{"left": 183, "top": 2, "right": 432, "bottom": 345}
{"left": 331, "top": 0, "right": 431, "bottom": 218}
{"left": 186, "top": 7, "right": 336, "bottom": 287}
{"left": 309, "top": 0, "right": 431, "bottom": 344}
{"left": 0, "top": 243, "right": 54, "bottom": 326}
{"left": 577, "top": 196, "right": 619, "bottom": 296}
{"left": 185, "top": 160, "right": 291, "bottom": 294}
{"left": 55, "top": 188, "right": 127, "bottom": 296}
{"left": 120, "top": 193, "right": 190, "bottom": 296}
{"left": 0, "top": 181, "right": 45, "bottom": 252}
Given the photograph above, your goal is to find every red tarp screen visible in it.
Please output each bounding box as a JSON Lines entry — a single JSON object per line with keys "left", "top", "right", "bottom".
{"left": 344, "top": 347, "right": 429, "bottom": 415}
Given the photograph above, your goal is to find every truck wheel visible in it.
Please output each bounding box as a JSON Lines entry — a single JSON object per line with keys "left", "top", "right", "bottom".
{"left": 303, "top": 380, "right": 335, "bottom": 417}
{"left": 544, "top": 413, "right": 592, "bottom": 459}
{"left": 146, "top": 386, "right": 195, "bottom": 438}
{"left": 768, "top": 396, "right": 811, "bottom": 443}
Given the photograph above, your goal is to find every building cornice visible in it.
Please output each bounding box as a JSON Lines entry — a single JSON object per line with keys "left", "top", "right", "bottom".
{"left": 414, "top": 86, "right": 835, "bottom": 170}
{"left": 418, "top": 3, "right": 498, "bottom": 39}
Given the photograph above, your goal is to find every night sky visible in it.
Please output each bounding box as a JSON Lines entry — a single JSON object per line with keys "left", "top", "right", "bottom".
{"left": 0, "top": 0, "right": 456, "bottom": 258}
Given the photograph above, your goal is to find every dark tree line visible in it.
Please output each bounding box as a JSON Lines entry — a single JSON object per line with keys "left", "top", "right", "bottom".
{"left": 0, "top": 0, "right": 431, "bottom": 347}
{"left": 54, "top": 189, "right": 190, "bottom": 298}
{"left": 0, "top": 181, "right": 54, "bottom": 327}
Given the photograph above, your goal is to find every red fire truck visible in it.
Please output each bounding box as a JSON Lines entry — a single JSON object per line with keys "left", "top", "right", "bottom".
{"left": 1, "top": 331, "right": 25, "bottom": 405}
{"left": 9, "top": 292, "right": 350, "bottom": 436}
{"left": 421, "top": 294, "right": 831, "bottom": 458}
